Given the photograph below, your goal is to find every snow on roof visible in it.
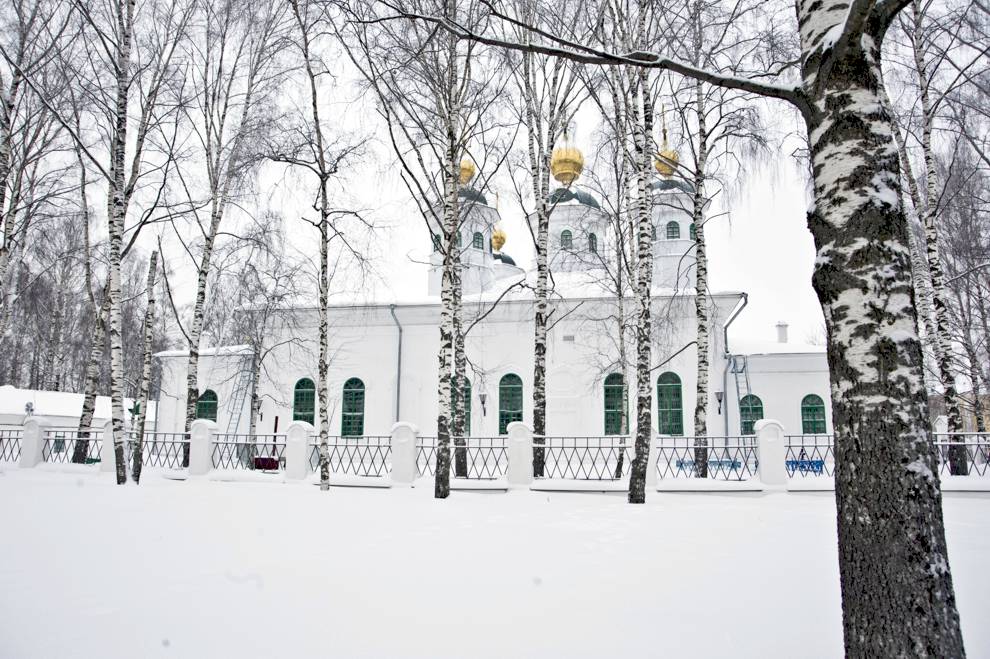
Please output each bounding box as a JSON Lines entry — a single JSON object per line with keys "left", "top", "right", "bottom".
{"left": 153, "top": 344, "right": 252, "bottom": 358}
{"left": 732, "top": 339, "right": 826, "bottom": 355}
{"left": 0, "top": 385, "right": 156, "bottom": 422}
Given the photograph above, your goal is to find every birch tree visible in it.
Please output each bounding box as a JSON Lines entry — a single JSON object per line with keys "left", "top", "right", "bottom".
{"left": 171, "top": 0, "right": 289, "bottom": 452}
{"left": 404, "top": 0, "right": 969, "bottom": 650}
{"left": 131, "top": 250, "right": 157, "bottom": 484}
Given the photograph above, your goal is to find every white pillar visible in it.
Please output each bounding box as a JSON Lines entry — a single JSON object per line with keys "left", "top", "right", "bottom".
{"left": 645, "top": 431, "right": 659, "bottom": 489}
{"left": 188, "top": 419, "right": 217, "bottom": 476}
{"left": 754, "top": 419, "right": 787, "bottom": 488}
{"left": 506, "top": 422, "right": 533, "bottom": 489}
{"left": 100, "top": 421, "right": 116, "bottom": 472}
{"left": 934, "top": 415, "right": 948, "bottom": 435}
{"left": 285, "top": 421, "right": 314, "bottom": 481}
{"left": 19, "top": 418, "right": 45, "bottom": 468}
{"left": 390, "top": 422, "right": 418, "bottom": 486}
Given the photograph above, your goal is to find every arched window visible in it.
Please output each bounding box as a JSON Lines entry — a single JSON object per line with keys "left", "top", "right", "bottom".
{"left": 498, "top": 374, "right": 523, "bottom": 435}
{"left": 293, "top": 378, "right": 315, "bottom": 425}
{"left": 560, "top": 229, "right": 573, "bottom": 249}
{"left": 196, "top": 389, "right": 218, "bottom": 422}
{"left": 432, "top": 233, "right": 442, "bottom": 252}
{"left": 455, "top": 232, "right": 463, "bottom": 248}
{"left": 656, "top": 373, "right": 683, "bottom": 435}
{"left": 801, "top": 394, "right": 827, "bottom": 434}
{"left": 740, "top": 394, "right": 764, "bottom": 435}
{"left": 652, "top": 224, "right": 657, "bottom": 241}
{"left": 666, "top": 221, "right": 680, "bottom": 240}
{"left": 604, "top": 373, "right": 627, "bottom": 435}
{"left": 341, "top": 378, "right": 365, "bottom": 436}
{"left": 588, "top": 233, "right": 598, "bottom": 254}
{"left": 472, "top": 231, "right": 484, "bottom": 250}
{"left": 689, "top": 223, "right": 697, "bottom": 241}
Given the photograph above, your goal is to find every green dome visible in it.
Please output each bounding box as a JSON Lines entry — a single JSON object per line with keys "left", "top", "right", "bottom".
{"left": 549, "top": 187, "right": 600, "bottom": 210}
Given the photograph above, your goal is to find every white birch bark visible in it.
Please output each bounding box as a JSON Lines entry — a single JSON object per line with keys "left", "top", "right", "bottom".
{"left": 132, "top": 250, "right": 158, "bottom": 484}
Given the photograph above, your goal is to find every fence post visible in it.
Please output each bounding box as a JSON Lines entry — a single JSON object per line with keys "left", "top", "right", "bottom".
{"left": 284, "top": 421, "right": 314, "bottom": 481}
{"left": 390, "top": 422, "right": 418, "bottom": 486}
{"left": 645, "top": 430, "right": 659, "bottom": 489}
{"left": 506, "top": 422, "right": 533, "bottom": 488}
{"left": 19, "top": 418, "right": 45, "bottom": 468}
{"left": 754, "top": 419, "right": 787, "bottom": 488}
{"left": 188, "top": 419, "right": 217, "bottom": 476}
{"left": 100, "top": 421, "right": 117, "bottom": 472}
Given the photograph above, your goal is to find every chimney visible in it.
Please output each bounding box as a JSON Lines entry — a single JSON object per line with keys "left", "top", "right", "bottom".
{"left": 776, "top": 321, "right": 788, "bottom": 344}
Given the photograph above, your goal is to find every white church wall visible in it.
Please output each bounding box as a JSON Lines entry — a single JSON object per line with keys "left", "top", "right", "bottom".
{"left": 743, "top": 352, "right": 832, "bottom": 435}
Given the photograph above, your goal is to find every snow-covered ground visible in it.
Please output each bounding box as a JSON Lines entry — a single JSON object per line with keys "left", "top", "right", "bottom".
{"left": 1, "top": 469, "right": 988, "bottom": 658}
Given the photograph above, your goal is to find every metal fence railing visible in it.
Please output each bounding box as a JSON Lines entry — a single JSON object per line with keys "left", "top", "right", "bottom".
{"left": 0, "top": 429, "right": 22, "bottom": 463}
{"left": 655, "top": 436, "right": 758, "bottom": 481}
{"left": 127, "top": 432, "right": 191, "bottom": 470}
{"left": 212, "top": 434, "right": 286, "bottom": 471}
{"left": 934, "top": 433, "right": 990, "bottom": 477}
{"left": 417, "top": 436, "right": 508, "bottom": 480}
{"left": 309, "top": 436, "right": 391, "bottom": 477}
{"left": 42, "top": 429, "right": 102, "bottom": 464}
{"left": 785, "top": 434, "right": 835, "bottom": 477}
{"left": 533, "top": 436, "right": 631, "bottom": 480}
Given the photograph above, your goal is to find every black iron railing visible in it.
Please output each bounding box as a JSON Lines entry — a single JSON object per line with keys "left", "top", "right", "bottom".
{"left": 784, "top": 434, "right": 835, "bottom": 477}
{"left": 127, "top": 432, "right": 191, "bottom": 470}
{"left": 0, "top": 429, "right": 22, "bottom": 463}
{"left": 309, "top": 436, "right": 391, "bottom": 477}
{"left": 934, "top": 433, "right": 990, "bottom": 477}
{"left": 655, "top": 436, "right": 758, "bottom": 480}
{"left": 42, "top": 429, "right": 102, "bottom": 464}
{"left": 535, "top": 436, "right": 631, "bottom": 480}
{"left": 212, "top": 434, "right": 286, "bottom": 471}
{"left": 417, "top": 436, "right": 507, "bottom": 479}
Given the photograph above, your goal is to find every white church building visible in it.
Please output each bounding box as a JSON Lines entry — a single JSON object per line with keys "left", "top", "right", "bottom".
{"left": 154, "top": 141, "right": 833, "bottom": 441}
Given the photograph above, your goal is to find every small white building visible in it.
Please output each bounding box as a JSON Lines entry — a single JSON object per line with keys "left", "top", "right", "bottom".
{"left": 0, "top": 385, "right": 157, "bottom": 430}
{"left": 154, "top": 145, "right": 832, "bottom": 440}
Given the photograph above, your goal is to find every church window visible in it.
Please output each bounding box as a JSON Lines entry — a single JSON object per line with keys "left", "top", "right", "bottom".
{"left": 196, "top": 389, "right": 218, "bottom": 422}
{"left": 689, "top": 223, "right": 697, "bottom": 241}
{"left": 604, "top": 373, "right": 627, "bottom": 435}
{"left": 498, "top": 374, "right": 523, "bottom": 435}
{"left": 560, "top": 229, "right": 573, "bottom": 249}
{"left": 657, "top": 372, "right": 683, "bottom": 435}
{"left": 589, "top": 233, "right": 598, "bottom": 254}
{"left": 666, "top": 221, "right": 680, "bottom": 239}
{"left": 740, "top": 394, "right": 764, "bottom": 435}
{"left": 801, "top": 394, "right": 827, "bottom": 434}
{"left": 472, "top": 232, "right": 484, "bottom": 250}
{"left": 432, "top": 234, "right": 442, "bottom": 252}
{"left": 293, "top": 378, "right": 315, "bottom": 425}
{"left": 341, "top": 378, "right": 365, "bottom": 436}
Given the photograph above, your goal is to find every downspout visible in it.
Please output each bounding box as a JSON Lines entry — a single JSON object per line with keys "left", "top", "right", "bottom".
{"left": 389, "top": 304, "right": 403, "bottom": 424}
{"left": 721, "top": 292, "right": 748, "bottom": 437}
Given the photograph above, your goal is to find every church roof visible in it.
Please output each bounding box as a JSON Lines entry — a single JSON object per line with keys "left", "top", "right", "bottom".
{"left": 651, "top": 178, "right": 694, "bottom": 194}
{"left": 549, "top": 187, "right": 601, "bottom": 210}
{"left": 494, "top": 252, "right": 516, "bottom": 266}
{"left": 458, "top": 186, "right": 488, "bottom": 206}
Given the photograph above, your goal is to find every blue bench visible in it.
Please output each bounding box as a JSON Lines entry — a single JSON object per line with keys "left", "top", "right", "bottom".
{"left": 676, "top": 458, "right": 742, "bottom": 471}
{"left": 786, "top": 459, "right": 825, "bottom": 475}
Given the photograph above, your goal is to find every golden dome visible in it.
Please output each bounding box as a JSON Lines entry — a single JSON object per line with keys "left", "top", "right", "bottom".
{"left": 491, "top": 228, "right": 507, "bottom": 251}
{"left": 459, "top": 159, "right": 476, "bottom": 185}
{"left": 654, "top": 109, "right": 679, "bottom": 178}
{"left": 550, "top": 134, "right": 584, "bottom": 185}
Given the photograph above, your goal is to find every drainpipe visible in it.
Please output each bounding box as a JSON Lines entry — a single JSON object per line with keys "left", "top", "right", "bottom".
{"left": 389, "top": 304, "right": 403, "bottom": 424}
{"left": 721, "top": 293, "right": 748, "bottom": 437}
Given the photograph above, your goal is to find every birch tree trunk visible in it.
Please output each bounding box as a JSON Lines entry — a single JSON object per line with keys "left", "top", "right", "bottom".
{"left": 106, "top": 0, "right": 136, "bottom": 485}
{"left": 132, "top": 250, "right": 158, "bottom": 484}
{"left": 73, "top": 294, "right": 109, "bottom": 463}
{"left": 628, "top": 67, "right": 654, "bottom": 504}
{"left": 690, "top": 76, "right": 710, "bottom": 477}
{"left": 435, "top": 157, "right": 458, "bottom": 498}
{"left": 909, "top": 0, "right": 966, "bottom": 473}
{"left": 452, "top": 260, "right": 467, "bottom": 478}
{"left": 799, "top": 3, "right": 964, "bottom": 650}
